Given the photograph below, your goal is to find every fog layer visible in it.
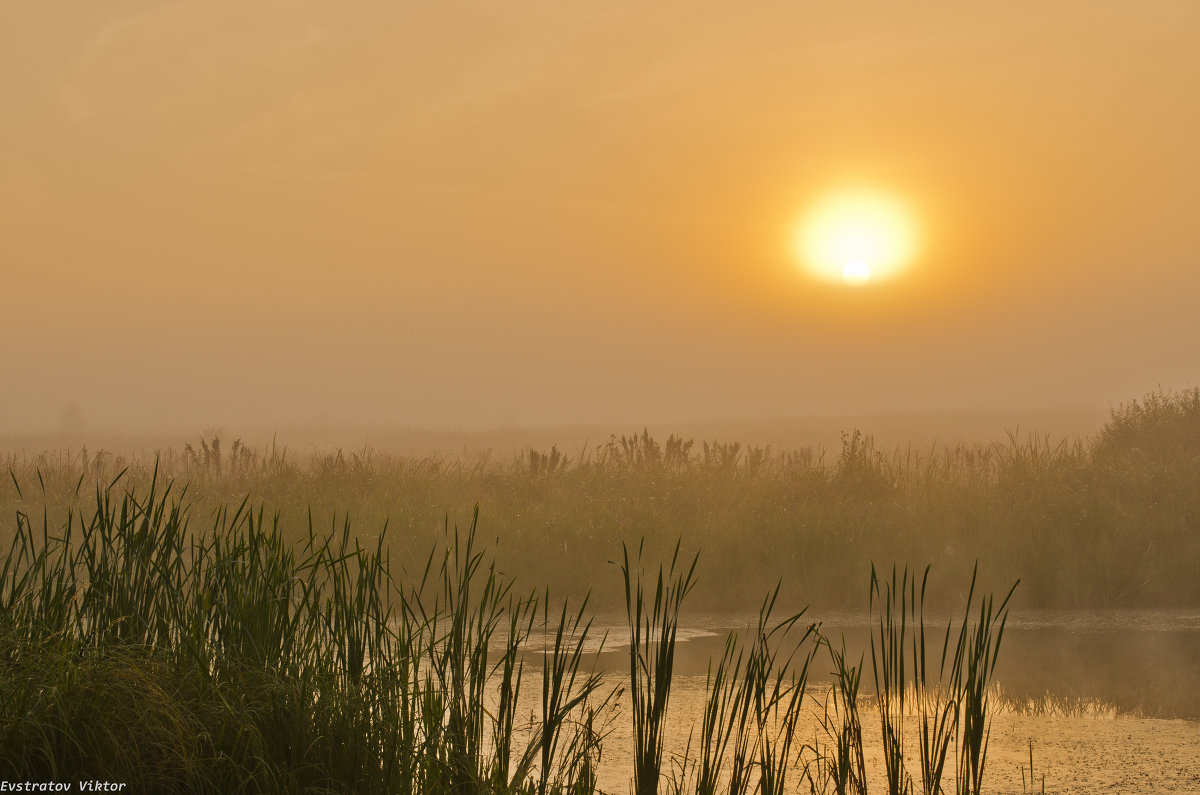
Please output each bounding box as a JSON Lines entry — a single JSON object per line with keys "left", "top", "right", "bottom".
{"left": 3, "top": 2, "right": 1197, "bottom": 433}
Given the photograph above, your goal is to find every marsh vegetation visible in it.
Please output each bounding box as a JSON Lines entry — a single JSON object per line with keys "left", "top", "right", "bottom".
{"left": 4, "top": 388, "right": 1198, "bottom": 613}
{"left": 0, "top": 478, "right": 1022, "bottom": 793}
{"left": 1, "top": 387, "right": 1198, "bottom": 791}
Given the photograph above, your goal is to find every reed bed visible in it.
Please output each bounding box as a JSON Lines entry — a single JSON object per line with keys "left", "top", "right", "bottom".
{"left": 4, "top": 388, "right": 1198, "bottom": 613}
{"left": 0, "top": 476, "right": 608, "bottom": 793}
{"left": 1, "top": 473, "right": 1023, "bottom": 792}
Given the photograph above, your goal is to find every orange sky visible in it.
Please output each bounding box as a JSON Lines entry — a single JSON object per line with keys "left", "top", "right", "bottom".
{"left": 2, "top": 1, "right": 1198, "bottom": 433}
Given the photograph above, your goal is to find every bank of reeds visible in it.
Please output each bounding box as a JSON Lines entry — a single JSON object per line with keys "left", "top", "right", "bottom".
{"left": 798, "top": 565, "right": 1017, "bottom": 795}
{"left": 4, "top": 388, "right": 1197, "bottom": 612}
{"left": 0, "top": 469, "right": 1026, "bottom": 792}
{"left": 0, "top": 474, "right": 608, "bottom": 793}
{"left": 619, "top": 539, "right": 697, "bottom": 795}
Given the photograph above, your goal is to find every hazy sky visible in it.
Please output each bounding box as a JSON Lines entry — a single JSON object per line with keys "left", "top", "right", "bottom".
{"left": 3, "top": 1, "right": 1198, "bottom": 433}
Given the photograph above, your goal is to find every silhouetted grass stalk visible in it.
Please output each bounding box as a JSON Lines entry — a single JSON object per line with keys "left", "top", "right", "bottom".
{"left": 955, "top": 568, "right": 1018, "bottom": 795}
{"left": 803, "top": 636, "right": 868, "bottom": 795}
{"left": 871, "top": 565, "right": 914, "bottom": 795}
{"left": 746, "top": 589, "right": 818, "bottom": 795}
{"left": 618, "top": 539, "right": 698, "bottom": 795}
{"left": 914, "top": 565, "right": 956, "bottom": 795}
{"left": 860, "top": 563, "right": 1018, "bottom": 795}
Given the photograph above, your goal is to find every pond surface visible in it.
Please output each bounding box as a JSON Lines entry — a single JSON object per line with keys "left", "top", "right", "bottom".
{"left": 522, "top": 608, "right": 1200, "bottom": 793}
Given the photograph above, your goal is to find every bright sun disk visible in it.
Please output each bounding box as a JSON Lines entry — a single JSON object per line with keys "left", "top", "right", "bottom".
{"left": 842, "top": 261, "right": 871, "bottom": 284}
{"left": 794, "top": 189, "right": 918, "bottom": 286}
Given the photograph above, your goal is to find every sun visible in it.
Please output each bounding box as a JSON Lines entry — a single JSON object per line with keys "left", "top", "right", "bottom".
{"left": 842, "top": 260, "right": 871, "bottom": 285}
{"left": 794, "top": 189, "right": 919, "bottom": 286}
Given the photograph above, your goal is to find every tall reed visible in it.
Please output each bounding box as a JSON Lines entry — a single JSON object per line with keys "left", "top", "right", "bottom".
{"left": 618, "top": 538, "right": 698, "bottom": 795}
{"left": 673, "top": 586, "right": 819, "bottom": 795}
{"left": 870, "top": 565, "right": 914, "bottom": 795}
{"left": 804, "top": 636, "right": 868, "bottom": 795}
{"left": 954, "top": 567, "right": 1018, "bottom": 795}
{"left": 745, "top": 589, "right": 818, "bottom": 795}
{"left": 863, "top": 563, "right": 1019, "bottom": 795}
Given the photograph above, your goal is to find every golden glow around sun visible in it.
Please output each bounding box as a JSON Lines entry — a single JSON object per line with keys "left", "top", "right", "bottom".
{"left": 795, "top": 189, "right": 919, "bottom": 286}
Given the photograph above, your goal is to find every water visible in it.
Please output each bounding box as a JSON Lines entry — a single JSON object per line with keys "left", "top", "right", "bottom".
{"left": 577, "top": 608, "right": 1200, "bottom": 718}
{"left": 516, "top": 608, "right": 1200, "bottom": 793}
